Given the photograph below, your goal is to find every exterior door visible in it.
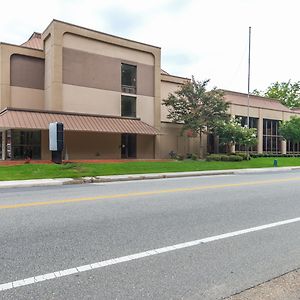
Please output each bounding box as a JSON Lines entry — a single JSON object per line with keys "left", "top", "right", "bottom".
{"left": 121, "top": 134, "right": 137, "bottom": 158}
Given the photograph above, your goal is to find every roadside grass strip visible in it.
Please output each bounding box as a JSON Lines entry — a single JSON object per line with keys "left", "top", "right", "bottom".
{"left": 1, "top": 216, "right": 300, "bottom": 292}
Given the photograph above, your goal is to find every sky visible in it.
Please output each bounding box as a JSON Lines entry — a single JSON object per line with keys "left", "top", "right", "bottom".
{"left": 1, "top": 0, "right": 300, "bottom": 93}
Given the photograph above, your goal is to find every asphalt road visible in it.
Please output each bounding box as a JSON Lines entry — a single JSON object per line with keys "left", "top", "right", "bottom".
{"left": 1, "top": 170, "right": 300, "bottom": 299}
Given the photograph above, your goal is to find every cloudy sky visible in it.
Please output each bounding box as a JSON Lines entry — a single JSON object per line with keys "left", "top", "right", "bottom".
{"left": 1, "top": 0, "right": 299, "bottom": 93}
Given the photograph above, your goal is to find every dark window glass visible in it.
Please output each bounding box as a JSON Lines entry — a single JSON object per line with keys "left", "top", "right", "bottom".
{"left": 121, "top": 134, "right": 137, "bottom": 158}
{"left": 267, "top": 120, "right": 272, "bottom": 135}
{"left": 235, "top": 116, "right": 258, "bottom": 129}
{"left": 11, "top": 130, "right": 41, "bottom": 160}
{"left": 121, "top": 63, "right": 136, "bottom": 94}
{"left": 287, "top": 140, "right": 300, "bottom": 153}
{"left": 234, "top": 116, "right": 258, "bottom": 152}
{"left": 262, "top": 119, "right": 281, "bottom": 153}
{"left": 272, "top": 121, "right": 277, "bottom": 136}
{"left": 121, "top": 96, "right": 136, "bottom": 117}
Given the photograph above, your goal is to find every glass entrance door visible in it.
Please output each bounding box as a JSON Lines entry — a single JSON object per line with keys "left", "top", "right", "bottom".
{"left": 121, "top": 134, "right": 137, "bottom": 158}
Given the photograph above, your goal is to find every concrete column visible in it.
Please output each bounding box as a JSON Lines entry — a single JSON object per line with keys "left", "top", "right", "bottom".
{"left": 230, "top": 143, "right": 236, "bottom": 154}
{"left": 154, "top": 135, "right": 161, "bottom": 159}
{"left": 281, "top": 140, "right": 287, "bottom": 155}
{"left": 258, "top": 117, "right": 263, "bottom": 153}
{"left": 1, "top": 130, "right": 6, "bottom": 160}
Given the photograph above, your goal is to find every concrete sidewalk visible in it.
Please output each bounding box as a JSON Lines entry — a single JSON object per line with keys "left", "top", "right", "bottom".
{"left": 1, "top": 166, "right": 300, "bottom": 189}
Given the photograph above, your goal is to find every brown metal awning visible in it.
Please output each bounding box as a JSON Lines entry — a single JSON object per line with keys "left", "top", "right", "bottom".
{"left": 0, "top": 108, "right": 160, "bottom": 135}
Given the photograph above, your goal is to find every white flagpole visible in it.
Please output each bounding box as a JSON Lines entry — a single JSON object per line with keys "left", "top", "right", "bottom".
{"left": 247, "top": 26, "right": 251, "bottom": 128}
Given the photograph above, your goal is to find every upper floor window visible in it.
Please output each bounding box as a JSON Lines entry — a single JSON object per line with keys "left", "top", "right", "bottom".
{"left": 121, "top": 63, "right": 136, "bottom": 94}
{"left": 121, "top": 95, "right": 136, "bottom": 118}
{"left": 236, "top": 116, "right": 258, "bottom": 129}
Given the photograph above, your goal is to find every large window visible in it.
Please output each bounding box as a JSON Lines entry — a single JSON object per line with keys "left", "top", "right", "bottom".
{"left": 263, "top": 119, "right": 281, "bottom": 153}
{"left": 121, "top": 63, "right": 136, "bottom": 94}
{"left": 121, "top": 95, "right": 136, "bottom": 117}
{"left": 235, "top": 116, "right": 258, "bottom": 152}
{"left": 287, "top": 140, "right": 300, "bottom": 153}
{"left": 11, "top": 130, "right": 41, "bottom": 160}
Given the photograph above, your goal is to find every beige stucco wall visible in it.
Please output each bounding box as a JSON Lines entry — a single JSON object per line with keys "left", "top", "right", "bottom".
{"left": 63, "top": 84, "right": 155, "bottom": 124}
{"left": 42, "top": 20, "right": 162, "bottom": 157}
{"left": 0, "top": 43, "right": 44, "bottom": 110}
{"left": 64, "top": 131, "right": 121, "bottom": 159}
{"left": 44, "top": 36, "right": 52, "bottom": 110}
{"left": 62, "top": 84, "right": 121, "bottom": 115}
{"left": 137, "top": 96, "right": 155, "bottom": 126}
{"left": 11, "top": 87, "right": 44, "bottom": 110}
{"left": 137, "top": 135, "right": 154, "bottom": 159}
{"left": 59, "top": 29, "right": 156, "bottom": 126}
{"left": 160, "top": 122, "right": 200, "bottom": 158}
{"left": 41, "top": 130, "right": 155, "bottom": 160}
{"left": 161, "top": 79, "right": 183, "bottom": 122}
{"left": 63, "top": 33, "right": 154, "bottom": 66}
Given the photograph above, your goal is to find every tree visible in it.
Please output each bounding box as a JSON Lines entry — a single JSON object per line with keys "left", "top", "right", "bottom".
{"left": 279, "top": 116, "right": 300, "bottom": 142}
{"left": 216, "top": 118, "right": 257, "bottom": 152}
{"left": 163, "top": 77, "right": 229, "bottom": 136}
{"left": 253, "top": 80, "right": 300, "bottom": 108}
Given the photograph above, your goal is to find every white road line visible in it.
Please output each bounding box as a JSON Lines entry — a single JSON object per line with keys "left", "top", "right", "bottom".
{"left": 1, "top": 216, "right": 300, "bottom": 292}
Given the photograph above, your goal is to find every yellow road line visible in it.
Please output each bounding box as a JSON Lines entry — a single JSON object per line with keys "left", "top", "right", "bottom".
{"left": 1, "top": 177, "right": 299, "bottom": 210}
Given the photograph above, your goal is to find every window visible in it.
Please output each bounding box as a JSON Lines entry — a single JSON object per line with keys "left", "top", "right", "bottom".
{"left": 263, "top": 119, "right": 281, "bottom": 153}
{"left": 121, "top": 95, "right": 136, "bottom": 117}
{"left": 121, "top": 63, "right": 136, "bottom": 94}
{"left": 287, "top": 140, "right": 300, "bottom": 153}
{"left": 235, "top": 116, "right": 258, "bottom": 152}
{"left": 11, "top": 130, "right": 41, "bottom": 160}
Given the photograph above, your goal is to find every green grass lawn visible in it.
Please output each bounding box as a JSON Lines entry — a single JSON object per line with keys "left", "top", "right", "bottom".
{"left": 1, "top": 157, "right": 300, "bottom": 181}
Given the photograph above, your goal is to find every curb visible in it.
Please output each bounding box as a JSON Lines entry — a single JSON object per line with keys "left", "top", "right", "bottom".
{"left": 1, "top": 167, "right": 300, "bottom": 189}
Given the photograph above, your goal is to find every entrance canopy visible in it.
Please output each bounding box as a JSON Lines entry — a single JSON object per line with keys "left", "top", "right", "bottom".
{"left": 0, "top": 108, "right": 160, "bottom": 135}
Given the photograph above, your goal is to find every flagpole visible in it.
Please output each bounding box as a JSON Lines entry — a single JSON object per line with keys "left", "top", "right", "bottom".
{"left": 247, "top": 26, "right": 251, "bottom": 128}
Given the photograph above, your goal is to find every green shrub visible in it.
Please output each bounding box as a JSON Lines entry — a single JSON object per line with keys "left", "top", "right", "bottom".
{"left": 249, "top": 153, "right": 300, "bottom": 158}
{"left": 220, "top": 155, "right": 230, "bottom": 161}
{"left": 176, "top": 154, "right": 184, "bottom": 161}
{"left": 191, "top": 153, "right": 198, "bottom": 160}
{"left": 169, "top": 150, "right": 177, "bottom": 159}
{"left": 228, "top": 155, "right": 243, "bottom": 161}
{"left": 186, "top": 153, "right": 192, "bottom": 159}
{"left": 206, "top": 154, "right": 243, "bottom": 162}
{"left": 235, "top": 152, "right": 250, "bottom": 160}
{"left": 206, "top": 154, "right": 222, "bottom": 161}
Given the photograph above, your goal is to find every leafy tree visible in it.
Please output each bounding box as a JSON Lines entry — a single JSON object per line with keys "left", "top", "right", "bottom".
{"left": 279, "top": 116, "right": 300, "bottom": 142}
{"left": 216, "top": 118, "right": 257, "bottom": 152}
{"left": 163, "top": 77, "right": 229, "bottom": 136}
{"left": 253, "top": 80, "right": 300, "bottom": 108}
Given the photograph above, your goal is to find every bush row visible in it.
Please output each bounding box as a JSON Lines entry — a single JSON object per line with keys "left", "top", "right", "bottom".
{"left": 250, "top": 153, "right": 300, "bottom": 158}
{"left": 169, "top": 151, "right": 198, "bottom": 161}
{"left": 206, "top": 154, "right": 243, "bottom": 162}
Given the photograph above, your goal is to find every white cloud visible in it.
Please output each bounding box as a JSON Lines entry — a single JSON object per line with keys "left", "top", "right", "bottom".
{"left": 1, "top": 0, "right": 300, "bottom": 92}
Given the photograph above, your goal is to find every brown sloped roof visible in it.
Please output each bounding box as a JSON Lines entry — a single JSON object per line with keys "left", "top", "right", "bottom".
{"left": 21, "top": 32, "right": 43, "bottom": 50}
{"left": 0, "top": 108, "right": 159, "bottom": 135}
{"left": 224, "top": 90, "right": 300, "bottom": 113}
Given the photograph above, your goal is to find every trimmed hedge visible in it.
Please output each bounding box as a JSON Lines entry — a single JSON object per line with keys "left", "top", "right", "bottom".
{"left": 206, "top": 154, "right": 243, "bottom": 162}
{"left": 251, "top": 153, "right": 300, "bottom": 158}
